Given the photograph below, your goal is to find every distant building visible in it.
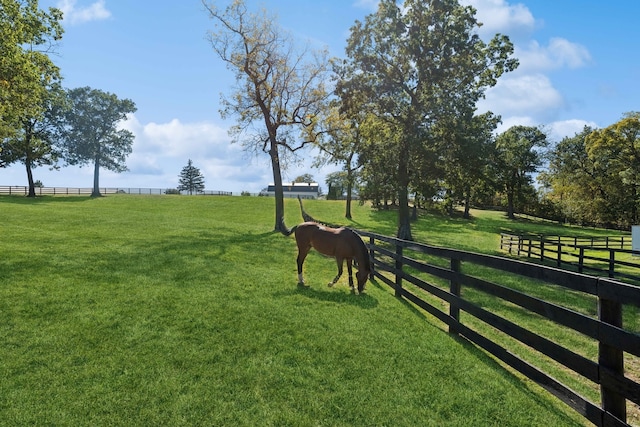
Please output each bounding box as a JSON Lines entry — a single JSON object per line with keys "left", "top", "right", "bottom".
{"left": 264, "top": 182, "right": 319, "bottom": 199}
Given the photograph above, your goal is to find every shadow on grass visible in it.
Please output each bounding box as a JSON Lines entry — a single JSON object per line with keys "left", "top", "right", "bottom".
{"left": 274, "top": 285, "right": 379, "bottom": 309}
{"left": 0, "top": 195, "right": 93, "bottom": 204}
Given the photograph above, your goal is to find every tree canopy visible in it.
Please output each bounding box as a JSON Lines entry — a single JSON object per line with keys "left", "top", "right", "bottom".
{"left": 0, "top": 0, "right": 63, "bottom": 170}
{"left": 203, "top": 0, "right": 331, "bottom": 232}
{"left": 336, "top": 0, "right": 517, "bottom": 239}
{"left": 60, "top": 87, "right": 136, "bottom": 197}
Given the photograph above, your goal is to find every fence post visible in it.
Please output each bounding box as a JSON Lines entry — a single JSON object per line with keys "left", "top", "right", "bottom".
{"left": 578, "top": 248, "right": 584, "bottom": 274}
{"left": 517, "top": 236, "right": 522, "bottom": 256}
{"left": 557, "top": 239, "right": 562, "bottom": 268}
{"left": 368, "top": 236, "right": 375, "bottom": 280}
{"left": 540, "top": 237, "right": 545, "bottom": 263}
{"left": 395, "top": 243, "right": 403, "bottom": 298}
{"left": 608, "top": 250, "right": 615, "bottom": 278}
{"left": 597, "top": 280, "right": 626, "bottom": 424}
{"left": 449, "top": 258, "right": 461, "bottom": 336}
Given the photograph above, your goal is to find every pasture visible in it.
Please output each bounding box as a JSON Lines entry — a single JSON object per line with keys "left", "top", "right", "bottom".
{"left": 0, "top": 195, "right": 595, "bottom": 426}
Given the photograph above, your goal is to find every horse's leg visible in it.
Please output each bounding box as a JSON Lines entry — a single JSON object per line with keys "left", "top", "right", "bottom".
{"left": 328, "top": 257, "right": 344, "bottom": 287}
{"left": 297, "top": 247, "right": 310, "bottom": 286}
{"left": 346, "top": 258, "right": 354, "bottom": 292}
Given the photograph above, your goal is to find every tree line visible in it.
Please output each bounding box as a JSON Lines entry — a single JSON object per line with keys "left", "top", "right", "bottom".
{"left": 5, "top": 1, "right": 636, "bottom": 233}
{"left": 204, "top": 0, "right": 638, "bottom": 237}
{"left": 1, "top": 0, "right": 135, "bottom": 197}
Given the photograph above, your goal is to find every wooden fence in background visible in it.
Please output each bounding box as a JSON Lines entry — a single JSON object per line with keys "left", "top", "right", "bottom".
{"left": 359, "top": 230, "right": 640, "bottom": 427}
{"left": 0, "top": 186, "right": 232, "bottom": 196}
{"left": 500, "top": 233, "right": 639, "bottom": 284}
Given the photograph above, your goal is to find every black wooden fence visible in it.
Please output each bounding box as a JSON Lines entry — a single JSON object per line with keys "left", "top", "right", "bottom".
{"left": 359, "top": 230, "right": 640, "bottom": 427}
{"left": 501, "top": 233, "right": 640, "bottom": 284}
{"left": 0, "top": 186, "right": 232, "bottom": 196}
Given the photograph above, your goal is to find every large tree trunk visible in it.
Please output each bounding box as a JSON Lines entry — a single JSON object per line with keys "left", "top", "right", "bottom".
{"left": 506, "top": 188, "right": 515, "bottom": 219}
{"left": 24, "top": 129, "right": 36, "bottom": 198}
{"left": 345, "top": 168, "right": 353, "bottom": 220}
{"left": 397, "top": 140, "right": 413, "bottom": 241}
{"left": 92, "top": 157, "right": 102, "bottom": 197}
{"left": 25, "top": 160, "right": 36, "bottom": 198}
{"left": 463, "top": 185, "right": 471, "bottom": 219}
{"left": 269, "top": 144, "right": 287, "bottom": 233}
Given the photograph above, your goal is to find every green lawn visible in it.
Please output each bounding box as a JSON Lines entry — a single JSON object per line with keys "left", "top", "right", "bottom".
{"left": 0, "top": 195, "right": 588, "bottom": 426}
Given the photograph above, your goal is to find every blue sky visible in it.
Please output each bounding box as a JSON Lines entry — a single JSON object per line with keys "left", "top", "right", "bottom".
{"left": 3, "top": 0, "right": 639, "bottom": 193}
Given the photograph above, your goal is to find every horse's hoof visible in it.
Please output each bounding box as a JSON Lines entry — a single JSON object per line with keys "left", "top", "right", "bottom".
{"left": 327, "top": 283, "right": 335, "bottom": 288}
{"left": 298, "top": 282, "right": 308, "bottom": 287}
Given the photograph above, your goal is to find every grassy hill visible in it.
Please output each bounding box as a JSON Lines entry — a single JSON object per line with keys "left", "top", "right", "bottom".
{"left": 0, "top": 195, "right": 592, "bottom": 426}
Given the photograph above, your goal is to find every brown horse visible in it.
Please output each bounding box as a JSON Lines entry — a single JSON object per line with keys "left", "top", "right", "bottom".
{"left": 284, "top": 222, "right": 371, "bottom": 293}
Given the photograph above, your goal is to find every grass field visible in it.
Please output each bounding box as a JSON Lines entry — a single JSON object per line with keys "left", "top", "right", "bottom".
{"left": 0, "top": 195, "right": 604, "bottom": 426}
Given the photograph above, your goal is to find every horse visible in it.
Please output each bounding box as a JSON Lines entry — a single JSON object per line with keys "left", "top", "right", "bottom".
{"left": 283, "top": 222, "right": 371, "bottom": 293}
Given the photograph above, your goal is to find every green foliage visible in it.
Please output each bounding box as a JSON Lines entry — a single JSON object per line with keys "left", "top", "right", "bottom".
{"left": 293, "top": 173, "right": 315, "bottom": 184}
{"left": 0, "top": 0, "right": 63, "bottom": 167}
{"left": 337, "top": 0, "right": 518, "bottom": 239}
{"left": 0, "top": 196, "right": 584, "bottom": 426}
{"left": 60, "top": 86, "right": 136, "bottom": 196}
{"left": 543, "top": 113, "right": 640, "bottom": 229}
{"left": 1, "top": 81, "right": 67, "bottom": 196}
{"left": 494, "top": 125, "right": 548, "bottom": 218}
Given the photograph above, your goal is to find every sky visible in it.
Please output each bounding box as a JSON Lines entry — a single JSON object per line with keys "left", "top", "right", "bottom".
{"left": 2, "top": 0, "right": 640, "bottom": 194}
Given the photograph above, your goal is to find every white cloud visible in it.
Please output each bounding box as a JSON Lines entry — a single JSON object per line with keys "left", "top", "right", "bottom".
{"left": 464, "top": 1, "right": 593, "bottom": 130}
{"left": 116, "top": 115, "right": 274, "bottom": 192}
{"left": 463, "top": 0, "right": 536, "bottom": 39}
{"left": 57, "top": 0, "right": 111, "bottom": 25}
{"left": 515, "top": 38, "right": 591, "bottom": 73}
{"left": 547, "top": 119, "right": 598, "bottom": 142}
{"left": 478, "top": 74, "right": 564, "bottom": 119}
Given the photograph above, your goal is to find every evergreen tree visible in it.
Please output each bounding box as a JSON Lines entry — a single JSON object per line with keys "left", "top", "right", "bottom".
{"left": 178, "top": 159, "right": 205, "bottom": 195}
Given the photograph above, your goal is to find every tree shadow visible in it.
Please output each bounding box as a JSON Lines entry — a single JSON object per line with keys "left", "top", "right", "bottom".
{"left": 0, "top": 195, "right": 93, "bottom": 204}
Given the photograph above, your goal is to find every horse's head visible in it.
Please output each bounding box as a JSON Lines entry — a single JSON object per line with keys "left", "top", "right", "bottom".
{"left": 356, "top": 266, "right": 370, "bottom": 293}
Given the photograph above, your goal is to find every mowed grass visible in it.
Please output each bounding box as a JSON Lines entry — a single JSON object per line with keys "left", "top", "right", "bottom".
{"left": 0, "top": 195, "right": 586, "bottom": 426}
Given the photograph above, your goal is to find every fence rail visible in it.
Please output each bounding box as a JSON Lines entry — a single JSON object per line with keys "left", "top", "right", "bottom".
{"left": 359, "top": 230, "right": 640, "bottom": 427}
{"left": 500, "top": 233, "right": 640, "bottom": 284}
{"left": 0, "top": 186, "right": 232, "bottom": 196}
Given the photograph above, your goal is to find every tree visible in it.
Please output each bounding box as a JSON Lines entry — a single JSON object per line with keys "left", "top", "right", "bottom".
{"left": 203, "top": 0, "right": 331, "bottom": 233}
{"left": 0, "top": 81, "right": 67, "bottom": 197}
{"left": 60, "top": 87, "right": 136, "bottom": 197}
{"left": 540, "top": 126, "right": 599, "bottom": 225}
{"left": 494, "top": 126, "right": 548, "bottom": 219}
{"left": 436, "top": 112, "right": 500, "bottom": 218}
{"left": 337, "top": 0, "right": 517, "bottom": 239}
{"left": 585, "top": 112, "right": 640, "bottom": 227}
{"left": 325, "top": 171, "right": 348, "bottom": 200}
{"left": 178, "top": 159, "right": 205, "bottom": 195}
{"left": 293, "top": 174, "right": 315, "bottom": 184}
{"left": 1, "top": 0, "right": 63, "bottom": 155}
{"left": 313, "top": 103, "right": 368, "bottom": 218}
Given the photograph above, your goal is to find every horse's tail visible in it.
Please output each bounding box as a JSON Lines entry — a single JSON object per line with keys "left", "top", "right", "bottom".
{"left": 297, "top": 195, "right": 342, "bottom": 228}
{"left": 297, "top": 195, "right": 316, "bottom": 222}
{"left": 280, "top": 224, "right": 298, "bottom": 236}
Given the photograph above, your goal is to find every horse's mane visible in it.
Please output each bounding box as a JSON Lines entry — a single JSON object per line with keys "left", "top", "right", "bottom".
{"left": 347, "top": 228, "right": 372, "bottom": 272}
